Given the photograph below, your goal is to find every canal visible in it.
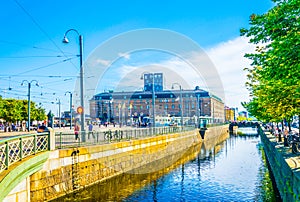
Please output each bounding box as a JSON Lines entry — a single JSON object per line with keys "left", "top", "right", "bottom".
{"left": 53, "top": 133, "right": 281, "bottom": 202}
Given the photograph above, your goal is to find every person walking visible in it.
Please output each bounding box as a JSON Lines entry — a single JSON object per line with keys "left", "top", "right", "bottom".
{"left": 88, "top": 122, "right": 93, "bottom": 139}
{"left": 74, "top": 124, "right": 80, "bottom": 141}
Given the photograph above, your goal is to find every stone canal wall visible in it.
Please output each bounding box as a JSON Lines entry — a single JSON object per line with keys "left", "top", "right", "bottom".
{"left": 30, "top": 130, "right": 203, "bottom": 201}
{"left": 260, "top": 130, "right": 300, "bottom": 201}
{"left": 3, "top": 125, "right": 228, "bottom": 202}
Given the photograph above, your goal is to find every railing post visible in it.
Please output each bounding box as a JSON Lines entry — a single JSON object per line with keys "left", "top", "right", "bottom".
{"left": 19, "top": 137, "right": 23, "bottom": 160}
{"left": 59, "top": 132, "right": 62, "bottom": 149}
{"left": 48, "top": 131, "right": 51, "bottom": 150}
{"left": 34, "top": 135, "right": 37, "bottom": 154}
{"left": 5, "top": 142, "right": 9, "bottom": 169}
{"left": 108, "top": 130, "right": 111, "bottom": 143}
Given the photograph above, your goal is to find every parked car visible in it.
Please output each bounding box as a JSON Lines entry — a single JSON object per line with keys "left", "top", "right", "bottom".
{"left": 37, "top": 125, "right": 49, "bottom": 133}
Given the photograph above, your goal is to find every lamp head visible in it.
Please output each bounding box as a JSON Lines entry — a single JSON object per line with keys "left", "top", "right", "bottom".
{"left": 62, "top": 36, "right": 69, "bottom": 43}
{"left": 140, "top": 75, "right": 144, "bottom": 80}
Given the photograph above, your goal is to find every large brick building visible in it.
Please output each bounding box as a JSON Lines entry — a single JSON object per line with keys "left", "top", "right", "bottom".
{"left": 89, "top": 86, "right": 225, "bottom": 126}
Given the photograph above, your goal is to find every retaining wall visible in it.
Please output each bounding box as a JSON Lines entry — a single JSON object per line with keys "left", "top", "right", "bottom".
{"left": 3, "top": 125, "right": 228, "bottom": 202}
{"left": 260, "top": 130, "right": 300, "bottom": 201}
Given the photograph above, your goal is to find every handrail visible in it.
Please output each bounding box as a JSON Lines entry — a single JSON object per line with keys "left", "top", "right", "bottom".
{"left": 0, "top": 132, "right": 50, "bottom": 174}
{"left": 55, "top": 126, "right": 196, "bottom": 149}
{"left": 0, "top": 127, "right": 195, "bottom": 174}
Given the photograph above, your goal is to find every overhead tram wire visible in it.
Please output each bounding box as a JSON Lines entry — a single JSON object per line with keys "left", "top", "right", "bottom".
{"left": 0, "top": 55, "right": 76, "bottom": 59}
{"left": 13, "top": 0, "right": 80, "bottom": 71}
{"left": 0, "top": 40, "right": 73, "bottom": 55}
{"left": 10, "top": 57, "right": 77, "bottom": 77}
{"left": 0, "top": 75, "right": 78, "bottom": 78}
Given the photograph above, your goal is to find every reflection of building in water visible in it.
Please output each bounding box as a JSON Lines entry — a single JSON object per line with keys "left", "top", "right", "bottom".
{"left": 90, "top": 73, "right": 224, "bottom": 125}
{"left": 53, "top": 142, "right": 202, "bottom": 201}
{"left": 200, "top": 131, "right": 229, "bottom": 160}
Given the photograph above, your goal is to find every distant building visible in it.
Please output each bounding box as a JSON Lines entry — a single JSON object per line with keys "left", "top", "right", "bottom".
{"left": 89, "top": 87, "right": 225, "bottom": 126}
{"left": 143, "top": 73, "right": 163, "bottom": 92}
{"left": 225, "top": 106, "right": 236, "bottom": 122}
{"left": 238, "top": 111, "right": 248, "bottom": 118}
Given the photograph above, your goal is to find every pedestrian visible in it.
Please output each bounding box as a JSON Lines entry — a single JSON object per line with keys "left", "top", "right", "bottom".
{"left": 74, "top": 124, "right": 79, "bottom": 141}
{"left": 88, "top": 122, "right": 93, "bottom": 139}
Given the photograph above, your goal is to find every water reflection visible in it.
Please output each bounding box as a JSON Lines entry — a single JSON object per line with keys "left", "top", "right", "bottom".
{"left": 53, "top": 134, "right": 280, "bottom": 202}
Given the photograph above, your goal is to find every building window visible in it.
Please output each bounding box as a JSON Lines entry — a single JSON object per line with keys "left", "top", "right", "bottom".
{"left": 172, "top": 104, "right": 175, "bottom": 109}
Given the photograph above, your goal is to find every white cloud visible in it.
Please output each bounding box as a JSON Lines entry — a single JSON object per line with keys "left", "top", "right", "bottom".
{"left": 92, "top": 36, "right": 255, "bottom": 111}
{"left": 118, "top": 52, "right": 131, "bottom": 60}
{"left": 206, "top": 36, "right": 255, "bottom": 109}
{"left": 95, "top": 58, "right": 111, "bottom": 66}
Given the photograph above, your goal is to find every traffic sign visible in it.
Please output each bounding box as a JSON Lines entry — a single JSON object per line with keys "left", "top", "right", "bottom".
{"left": 77, "top": 106, "right": 84, "bottom": 114}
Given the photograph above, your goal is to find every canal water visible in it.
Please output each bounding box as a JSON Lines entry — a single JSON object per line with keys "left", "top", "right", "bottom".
{"left": 53, "top": 134, "right": 281, "bottom": 202}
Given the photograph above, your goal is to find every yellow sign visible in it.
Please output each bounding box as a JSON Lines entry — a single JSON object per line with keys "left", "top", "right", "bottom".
{"left": 77, "top": 106, "right": 84, "bottom": 114}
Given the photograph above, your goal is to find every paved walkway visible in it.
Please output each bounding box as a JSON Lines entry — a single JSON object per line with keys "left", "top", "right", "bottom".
{"left": 265, "top": 131, "right": 300, "bottom": 171}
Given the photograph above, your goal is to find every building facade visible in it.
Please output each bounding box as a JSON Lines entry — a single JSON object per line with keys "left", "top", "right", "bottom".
{"left": 143, "top": 73, "right": 163, "bottom": 92}
{"left": 225, "top": 106, "right": 236, "bottom": 122}
{"left": 89, "top": 86, "right": 225, "bottom": 126}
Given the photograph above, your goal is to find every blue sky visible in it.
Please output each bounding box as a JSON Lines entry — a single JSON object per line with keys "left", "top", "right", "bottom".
{"left": 0, "top": 0, "right": 274, "bottom": 115}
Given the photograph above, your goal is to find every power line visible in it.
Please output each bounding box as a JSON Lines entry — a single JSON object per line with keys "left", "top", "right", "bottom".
{"left": 0, "top": 39, "right": 72, "bottom": 54}
{"left": 11, "top": 57, "right": 77, "bottom": 76}
{"left": 13, "top": 0, "right": 80, "bottom": 71}
{"left": 0, "top": 55, "right": 77, "bottom": 59}
{"left": 0, "top": 74, "right": 77, "bottom": 78}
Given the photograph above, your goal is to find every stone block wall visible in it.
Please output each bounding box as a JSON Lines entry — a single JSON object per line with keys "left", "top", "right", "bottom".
{"left": 3, "top": 177, "right": 30, "bottom": 202}
{"left": 30, "top": 130, "right": 203, "bottom": 201}
{"left": 2, "top": 125, "right": 229, "bottom": 202}
{"left": 260, "top": 130, "right": 300, "bottom": 201}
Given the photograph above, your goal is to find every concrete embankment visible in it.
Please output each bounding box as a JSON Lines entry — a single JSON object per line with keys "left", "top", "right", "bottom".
{"left": 260, "top": 129, "right": 300, "bottom": 201}
{"left": 3, "top": 125, "right": 228, "bottom": 202}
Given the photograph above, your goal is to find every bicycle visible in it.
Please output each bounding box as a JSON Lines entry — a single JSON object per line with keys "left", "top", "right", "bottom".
{"left": 287, "top": 132, "right": 300, "bottom": 154}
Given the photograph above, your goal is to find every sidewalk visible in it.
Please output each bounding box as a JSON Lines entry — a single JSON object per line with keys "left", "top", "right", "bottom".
{"left": 0, "top": 125, "right": 137, "bottom": 140}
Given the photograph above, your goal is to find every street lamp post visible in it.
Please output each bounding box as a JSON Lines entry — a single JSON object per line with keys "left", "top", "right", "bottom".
{"left": 21, "top": 80, "right": 39, "bottom": 131}
{"left": 196, "top": 93, "right": 200, "bottom": 128}
{"left": 172, "top": 83, "right": 183, "bottom": 128}
{"left": 56, "top": 98, "right": 61, "bottom": 129}
{"left": 118, "top": 103, "right": 121, "bottom": 125}
{"left": 63, "top": 29, "right": 85, "bottom": 141}
{"left": 140, "top": 72, "right": 155, "bottom": 128}
{"left": 65, "top": 91, "right": 73, "bottom": 129}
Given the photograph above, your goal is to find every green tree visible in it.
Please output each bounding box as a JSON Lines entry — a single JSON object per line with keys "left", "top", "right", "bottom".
{"left": 240, "top": 0, "right": 300, "bottom": 121}
{"left": 0, "top": 98, "right": 46, "bottom": 124}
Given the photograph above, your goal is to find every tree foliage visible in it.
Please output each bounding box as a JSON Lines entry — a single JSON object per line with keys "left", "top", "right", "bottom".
{"left": 240, "top": 0, "right": 300, "bottom": 122}
{"left": 0, "top": 98, "right": 46, "bottom": 124}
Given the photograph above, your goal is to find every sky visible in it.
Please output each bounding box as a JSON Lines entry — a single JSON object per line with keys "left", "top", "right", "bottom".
{"left": 0, "top": 0, "right": 274, "bottom": 116}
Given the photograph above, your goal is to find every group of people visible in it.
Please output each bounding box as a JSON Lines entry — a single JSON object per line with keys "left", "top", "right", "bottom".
{"left": 73, "top": 122, "right": 94, "bottom": 141}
